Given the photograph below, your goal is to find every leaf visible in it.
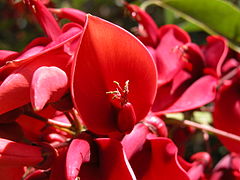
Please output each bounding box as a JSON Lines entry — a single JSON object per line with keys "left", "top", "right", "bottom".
{"left": 142, "top": 0, "right": 240, "bottom": 52}
{"left": 193, "top": 111, "right": 212, "bottom": 124}
{"left": 179, "top": 22, "right": 202, "bottom": 33}
{"left": 163, "top": 9, "right": 175, "bottom": 24}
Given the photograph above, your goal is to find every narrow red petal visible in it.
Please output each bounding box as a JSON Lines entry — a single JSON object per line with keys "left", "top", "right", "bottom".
{"left": 50, "top": 8, "right": 86, "bottom": 26}
{"left": 66, "top": 139, "right": 90, "bottom": 180}
{"left": 125, "top": 3, "right": 159, "bottom": 47}
{"left": 24, "top": 0, "right": 61, "bottom": 40}
{"left": 153, "top": 75, "right": 217, "bottom": 114}
{"left": 0, "top": 138, "right": 43, "bottom": 166}
{"left": 202, "top": 36, "right": 228, "bottom": 76}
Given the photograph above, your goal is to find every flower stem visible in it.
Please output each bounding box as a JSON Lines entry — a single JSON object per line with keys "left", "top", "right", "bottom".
{"left": 68, "top": 109, "right": 82, "bottom": 135}
{"left": 24, "top": 111, "right": 73, "bottom": 135}
{"left": 166, "top": 118, "right": 240, "bottom": 143}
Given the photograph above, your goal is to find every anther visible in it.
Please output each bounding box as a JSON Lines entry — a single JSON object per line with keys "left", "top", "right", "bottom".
{"left": 106, "top": 80, "right": 130, "bottom": 106}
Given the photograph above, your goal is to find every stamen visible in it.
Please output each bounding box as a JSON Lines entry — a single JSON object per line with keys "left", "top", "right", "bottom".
{"left": 106, "top": 80, "right": 130, "bottom": 106}
{"left": 32, "top": 4, "right": 36, "bottom": 13}
{"left": 172, "top": 45, "right": 189, "bottom": 62}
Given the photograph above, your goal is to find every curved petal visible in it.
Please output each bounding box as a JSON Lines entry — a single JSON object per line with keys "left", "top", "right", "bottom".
{"left": 72, "top": 14, "right": 157, "bottom": 135}
{"left": 202, "top": 36, "right": 228, "bottom": 77}
{"left": 222, "top": 58, "right": 239, "bottom": 75}
{"left": 125, "top": 3, "right": 159, "bottom": 47}
{"left": 0, "top": 138, "right": 43, "bottom": 166}
{"left": 66, "top": 139, "right": 90, "bottom": 180}
{"left": 156, "top": 25, "right": 190, "bottom": 86}
{"left": 0, "top": 50, "right": 19, "bottom": 66}
{"left": 30, "top": 66, "right": 68, "bottom": 111}
{"left": 24, "top": 0, "right": 61, "bottom": 40}
{"left": 0, "top": 27, "right": 81, "bottom": 81}
{"left": 122, "top": 123, "right": 149, "bottom": 160}
{"left": 0, "top": 48, "right": 70, "bottom": 115}
{"left": 17, "top": 37, "right": 50, "bottom": 60}
{"left": 183, "top": 43, "right": 205, "bottom": 78}
{"left": 129, "top": 137, "right": 190, "bottom": 180}
{"left": 152, "top": 70, "right": 192, "bottom": 112}
{"left": 49, "top": 8, "right": 86, "bottom": 26}
{"left": 0, "top": 50, "right": 18, "bottom": 60}
{"left": 210, "top": 153, "right": 240, "bottom": 180}
{"left": 153, "top": 75, "right": 217, "bottom": 114}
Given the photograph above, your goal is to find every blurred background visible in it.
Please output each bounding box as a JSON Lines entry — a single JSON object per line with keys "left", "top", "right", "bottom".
{"left": 1, "top": 0, "right": 240, "bottom": 51}
{"left": 0, "top": 0, "right": 203, "bottom": 51}
{"left": 2, "top": 0, "right": 240, "bottom": 165}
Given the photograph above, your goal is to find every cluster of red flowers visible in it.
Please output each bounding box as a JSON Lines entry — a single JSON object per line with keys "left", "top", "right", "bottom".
{"left": 1, "top": 0, "right": 240, "bottom": 179}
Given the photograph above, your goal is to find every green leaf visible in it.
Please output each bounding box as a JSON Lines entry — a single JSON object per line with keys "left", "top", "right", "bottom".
{"left": 166, "top": 113, "right": 184, "bottom": 121}
{"left": 193, "top": 111, "right": 212, "bottom": 124}
{"left": 142, "top": 0, "right": 240, "bottom": 52}
{"left": 164, "top": 9, "right": 176, "bottom": 24}
{"left": 179, "top": 21, "right": 203, "bottom": 32}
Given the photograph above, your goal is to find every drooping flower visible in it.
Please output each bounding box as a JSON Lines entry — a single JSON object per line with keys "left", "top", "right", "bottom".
{"left": 210, "top": 153, "right": 240, "bottom": 180}
{"left": 0, "top": 0, "right": 83, "bottom": 115}
{"left": 126, "top": 3, "right": 190, "bottom": 86}
{"left": 213, "top": 74, "right": 240, "bottom": 153}
{"left": 121, "top": 115, "right": 190, "bottom": 180}
{"left": 125, "top": 4, "right": 228, "bottom": 114}
{"left": 49, "top": 136, "right": 136, "bottom": 180}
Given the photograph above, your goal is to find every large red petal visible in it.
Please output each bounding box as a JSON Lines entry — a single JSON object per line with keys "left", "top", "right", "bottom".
{"left": 72, "top": 15, "right": 157, "bottom": 134}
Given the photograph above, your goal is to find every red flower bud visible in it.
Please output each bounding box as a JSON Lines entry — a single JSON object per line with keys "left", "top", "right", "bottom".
{"left": 117, "top": 102, "right": 136, "bottom": 133}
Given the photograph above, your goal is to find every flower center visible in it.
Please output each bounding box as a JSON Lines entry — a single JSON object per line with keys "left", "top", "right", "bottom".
{"left": 106, "top": 80, "right": 130, "bottom": 106}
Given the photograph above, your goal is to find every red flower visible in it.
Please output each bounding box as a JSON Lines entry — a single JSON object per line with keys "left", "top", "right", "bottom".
{"left": 122, "top": 115, "right": 189, "bottom": 180}
{"left": 125, "top": 4, "right": 223, "bottom": 114}
{"left": 0, "top": 138, "right": 56, "bottom": 169}
{"left": 126, "top": 4, "right": 190, "bottom": 86}
{"left": 0, "top": 0, "right": 83, "bottom": 115}
{"left": 50, "top": 137, "right": 136, "bottom": 180}
{"left": 210, "top": 153, "right": 240, "bottom": 179}
{"left": 71, "top": 14, "right": 157, "bottom": 135}
{"left": 213, "top": 75, "right": 240, "bottom": 153}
